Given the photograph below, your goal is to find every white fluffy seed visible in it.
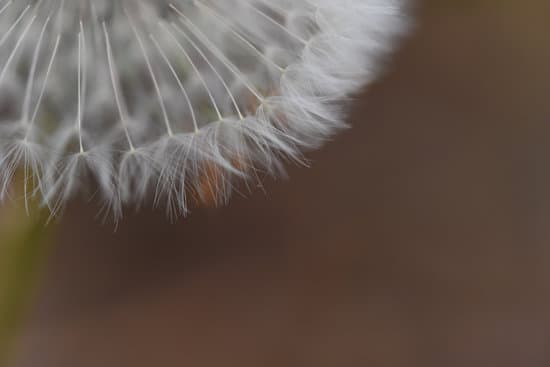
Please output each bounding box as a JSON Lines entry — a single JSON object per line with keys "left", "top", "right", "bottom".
{"left": 0, "top": 0, "right": 409, "bottom": 219}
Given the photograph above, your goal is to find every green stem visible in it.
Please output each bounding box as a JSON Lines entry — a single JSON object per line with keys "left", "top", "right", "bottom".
{"left": 0, "top": 208, "right": 54, "bottom": 366}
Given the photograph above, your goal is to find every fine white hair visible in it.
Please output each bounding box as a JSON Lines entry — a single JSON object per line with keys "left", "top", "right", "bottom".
{"left": 0, "top": 0, "right": 408, "bottom": 219}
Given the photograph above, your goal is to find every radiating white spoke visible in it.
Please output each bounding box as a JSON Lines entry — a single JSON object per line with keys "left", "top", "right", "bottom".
{"left": 0, "top": 0, "right": 407, "bottom": 217}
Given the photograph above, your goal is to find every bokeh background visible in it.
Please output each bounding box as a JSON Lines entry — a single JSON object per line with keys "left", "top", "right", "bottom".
{"left": 2, "top": 0, "right": 550, "bottom": 365}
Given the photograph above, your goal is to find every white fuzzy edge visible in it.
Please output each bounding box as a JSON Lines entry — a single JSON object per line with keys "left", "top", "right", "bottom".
{"left": 3, "top": 0, "right": 409, "bottom": 220}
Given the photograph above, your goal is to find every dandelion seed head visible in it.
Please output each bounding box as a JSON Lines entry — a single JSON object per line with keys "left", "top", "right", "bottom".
{"left": 0, "top": 0, "right": 409, "bottom": 218}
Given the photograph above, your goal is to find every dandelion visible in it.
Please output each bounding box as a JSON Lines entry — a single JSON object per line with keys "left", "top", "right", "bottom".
{"left": 0, "top": 0, "right": 408, "bottom": 218}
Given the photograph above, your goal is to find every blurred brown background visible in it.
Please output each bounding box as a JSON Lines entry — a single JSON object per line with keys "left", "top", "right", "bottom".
{"left": 10, "top": 1, "right": 550, "bottom": 366}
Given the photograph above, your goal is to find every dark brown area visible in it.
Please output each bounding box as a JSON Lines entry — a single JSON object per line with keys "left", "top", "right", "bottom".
{"left": 13, "top": 1, "right": 550, "bottom": 366}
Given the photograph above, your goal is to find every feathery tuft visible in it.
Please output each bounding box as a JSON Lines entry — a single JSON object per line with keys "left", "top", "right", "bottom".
{"left": 0, "top": 0, "right": 409, "bottom": 218}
